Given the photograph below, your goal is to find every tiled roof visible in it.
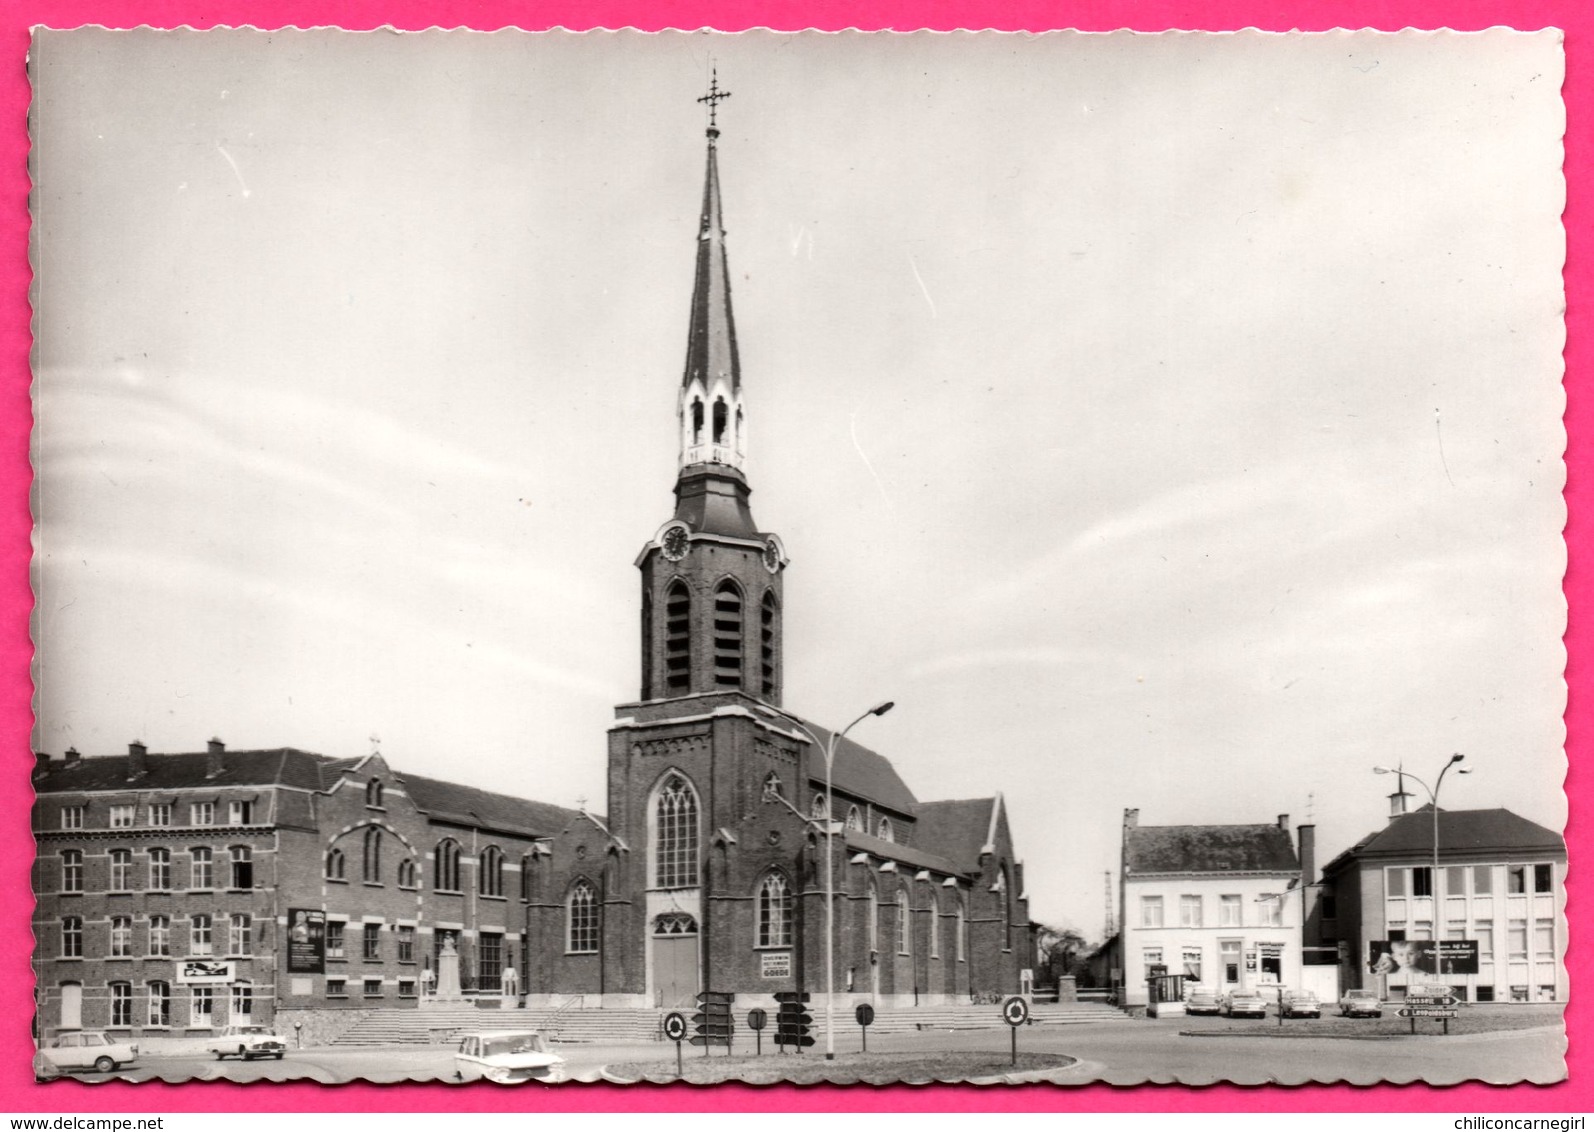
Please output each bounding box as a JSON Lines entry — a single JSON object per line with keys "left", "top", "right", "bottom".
{"left": 793, "top": 719, "right": 918, "bottom": 816}
{"left": 398, "top": 773, "right": 587, "bottom": 840}
{"left": 34, "top": 749, "right": 337, "bottom": 794}
{"left": 843, "top": 829, "right": 966, "bottom": 878}
{"left": 912, "top": 798, "right": 997, "bottom": 874}
{"left": 1342, "top": 806, "right": 1564, "bottom": 861}
{"left": 1125, "top": 822, "right": 1300, "bottom": 875}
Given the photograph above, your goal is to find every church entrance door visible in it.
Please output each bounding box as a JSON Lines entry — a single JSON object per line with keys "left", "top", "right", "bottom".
{"left": 653, "top": 913, "right": 699, "bottom": 1008}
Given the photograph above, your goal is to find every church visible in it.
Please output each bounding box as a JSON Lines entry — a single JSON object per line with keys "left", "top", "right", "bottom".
{"left": 30, "top": 84, "right": 1033, "bottom": 1041}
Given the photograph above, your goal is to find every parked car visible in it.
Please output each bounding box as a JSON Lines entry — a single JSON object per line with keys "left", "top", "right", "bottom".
{"left": 1185, "top": 990, "right": 1223, "bottom": 1016}
{"left": 1338, "top": 989, "right": 1384, "bottom": 1018}
{"left": 454, "top": 1030, "right": 565, "bottom": 1084}
{"left": 1280, "top": 989, "right": 1321, "bottom": 1018}
{"left": 1222, "top": 989, "right": 1269, "bottom": 1018}
{"left": 207, "top": 1024, "right": 287, "bottom": 1060}
{"left": 34, "top": 1031, "right": 138, "bottom": 1077}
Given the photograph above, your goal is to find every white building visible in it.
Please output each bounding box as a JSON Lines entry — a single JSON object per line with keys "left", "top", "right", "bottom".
{"left": 1113, "top": 808, "right": 1312, "bottom": 1011}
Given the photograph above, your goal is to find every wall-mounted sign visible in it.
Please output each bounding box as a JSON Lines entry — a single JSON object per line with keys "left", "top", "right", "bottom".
{"left": 176, "top": 960, "right": 236, "bottom": 985}
{"left": 287, "top": 908, "right": 326, "bottom": 974}
{"left": 761, "top": 951, "right": 792, "bottom": 979}
{"left": 1368, "top": 940, "right": 1479, "bottom": 976}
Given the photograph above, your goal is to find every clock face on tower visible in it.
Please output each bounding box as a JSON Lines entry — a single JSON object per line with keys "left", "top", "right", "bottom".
{"left": 660, "top": 524, "right": 690, "bottom": 561}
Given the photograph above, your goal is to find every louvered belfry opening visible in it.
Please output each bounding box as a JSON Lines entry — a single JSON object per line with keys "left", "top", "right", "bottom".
{"left": 664, "top": 582, "right": 692, "bottom": 692}
{"left": 713, "top": 581, "right": 743, "bottom": 688}
{"left": 760, "top": 590, "right": 778, "bottom": 698}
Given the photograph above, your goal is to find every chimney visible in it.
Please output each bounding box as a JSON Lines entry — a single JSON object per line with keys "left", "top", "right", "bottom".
{"left": 207, "top": 737, "right": 225, "bottom": 778}
{"left": 1277, "top": 813, "right": 1290, "bottom": 832}
{"left": 64, "top": 746, "right": 80, "bottom": 766}
{"left": 33, "top": 752, "right": 49, "bottom": 777}
{"left": 128, "top": 740, "right": 147, "bottom": 779}
{"left": 1298, "top": 823, "right": 1316, "bottom": 885}
{"left": 1123, "top": 808, "right": 1139, "bottom": 828}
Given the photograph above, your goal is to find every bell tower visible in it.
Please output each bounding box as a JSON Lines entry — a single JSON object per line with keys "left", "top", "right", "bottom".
{"left": 637, "top": 74, "right": 785, "bottom": 706}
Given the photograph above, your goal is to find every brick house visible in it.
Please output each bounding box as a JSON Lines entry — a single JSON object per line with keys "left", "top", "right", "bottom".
{"left": 31, "top": 96, "right": 1035, "bottom": 1038}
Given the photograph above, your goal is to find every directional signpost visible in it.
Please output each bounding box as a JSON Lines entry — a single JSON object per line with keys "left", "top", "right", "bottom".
{"left": 775, "top": 991, "right": 814, "bottom": 1054}
{"left": 855, "top": 1002, "right": 875, "bottom": 1053}
{"left": 692, "top": 991, "right": 735, "bottom": 1055}
{"left": 747, "top": 1007, "right": 767, "bottom": 1057}
{"left": 1002, "top": 995, "right": 1030, "bottom": 1067}
{"left": 1399, "top": 985, "right": 1460, "bottom": 1035}
{"left": 663, "top": 1011, "right": 687, "bottom": 1075}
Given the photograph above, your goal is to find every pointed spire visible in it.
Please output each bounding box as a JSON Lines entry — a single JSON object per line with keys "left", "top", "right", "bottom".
{"left": 679, "top": 71, "right": 744, "bottom": 472}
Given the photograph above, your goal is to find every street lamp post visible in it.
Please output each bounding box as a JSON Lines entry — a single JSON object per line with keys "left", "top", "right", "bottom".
{"left": 1374, "top": 754, "right": 1470, "bottom": 971}
{"left": 758, "top": 700, "right": 893, "bottom": 1060}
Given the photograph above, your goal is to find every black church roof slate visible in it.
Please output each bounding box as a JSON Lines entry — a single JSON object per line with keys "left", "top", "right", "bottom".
{"left": 912, "top": 798, "right": 998, "bottom": 874}
{"left": 844, "top": 829, "right": 966, "bottom": 878}
{"left": 795, "top": 721, "right": 918, "bottom": 816}
{"left": 1125, "top": 822, "right": 1300, "bottom": 875}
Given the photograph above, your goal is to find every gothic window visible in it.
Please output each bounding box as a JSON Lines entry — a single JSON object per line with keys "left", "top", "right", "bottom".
{"left": 521, "top": 855, "right": 535, "bottom": 901}
{"left": 897, "top": 884, "right": 912, "bottom": 955}
{"left": 735, "top": 405, "right": 745, "bottom": 453}
{"left": 366, "top": 779, "right": 384, "bottom": 808}
{"left": 664, "top": 581, "right": 691, "bottom": 693}
{"left": 326, "top": 848, "right": 346, "bottom": 881}
{"left": 654, "top": 774, "right": 700, "bottom": 889}
{"left": 567, "top": 880, "right": 599, "bottom": 954}
{"left": 845, "top": 806, "right": 863, "bottom": 833}
{"left": 712, "top": 396, "right": 728, "bottom": 443}
{"left": 363, "top": 827, "right": 382, "bottom": 883}
{"left": 691, "top": 397, "right": 704, "bottom": 444}
{"left": 712, "top": 580, "right": 743, "bottom": 688}
{"left": 810, "top": 793, "right": 829, "bottom": 820}
{"left": 480, "top": 846, "right": 504, "bottom": 897}
{"left": 956, "top": 895, "right": 967, "bottom": 962}
{"left": 398, "top": 858, "right": 417, "bottom": 889}
{"left": 435, "top": 839, "right": 461, "bottom": 892}
{"left": 878, "top": 817, "right": 895, "bottom": 843}
{"left": 757, "top": 872, "right": 792, "bottom": 948}
{"left": 760, "top": 591, "right": 778, "bottom": 697}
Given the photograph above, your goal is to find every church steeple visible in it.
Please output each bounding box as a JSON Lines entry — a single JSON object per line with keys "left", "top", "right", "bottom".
{"left": 637, "top": 75, "right": 785, "bottom": 707}
{"left": 679, "top": 70, "right": 746, "bottom": 476}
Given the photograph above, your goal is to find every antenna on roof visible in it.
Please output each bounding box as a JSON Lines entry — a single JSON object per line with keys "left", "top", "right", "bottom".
{"left": 1103, "top": 869, "right": 1114, "bottom": 938}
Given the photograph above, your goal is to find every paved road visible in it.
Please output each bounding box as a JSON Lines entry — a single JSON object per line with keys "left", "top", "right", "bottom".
{"left": 70, "top": 1019, "right": 1564, "bottom": 1087}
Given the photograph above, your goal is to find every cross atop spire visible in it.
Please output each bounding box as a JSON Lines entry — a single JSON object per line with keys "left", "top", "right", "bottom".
{"left": 697, "top": 68, "right": 731, "bottom": 137}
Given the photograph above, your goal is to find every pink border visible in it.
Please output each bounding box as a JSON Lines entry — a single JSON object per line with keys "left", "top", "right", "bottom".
{"left": 2, "top": 0, "right": 1582, "bottom": 1114}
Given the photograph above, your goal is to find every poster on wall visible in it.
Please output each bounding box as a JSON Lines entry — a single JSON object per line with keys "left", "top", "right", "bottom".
{"left": 176, "top": 960, "right": 236, "bottom": 985}
{"left": 760, "top": 951, "right": 792, "bottom": 979}
{"left": 1367, "top": 940, "right": 1479, "bottom": 976}
{"left": 287, "top": 908, "right": 327, "bottom": 974}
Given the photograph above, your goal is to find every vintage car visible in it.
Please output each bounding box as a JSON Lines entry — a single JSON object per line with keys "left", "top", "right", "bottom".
{"left": 34, "top": 1031, "right": 138, "bottom": 1076}
{"left": 454, "top": 1030, "right": 564, "bottom": 1084}
{"left": 1185, "top": 989, "right": 1223, "bottom": 1016}
{"left": 206, "top": 1024, "right": 287, "bottom": 1060}
{"left": 1338, "top": 989, "right": 1384, "bottom": 1018}
{"left": 1221, "top": 989, "right": 1269, "bottom": 1019}
{"left": 1280, "top": 989, "right": 1321, "bottom": 1018}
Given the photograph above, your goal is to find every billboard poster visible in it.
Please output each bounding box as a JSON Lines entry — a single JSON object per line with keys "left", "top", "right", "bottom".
{"left": 1367, "top": 939, "right": 1479, "bottom": 976}
{"left": 287, "top": 908, "right": 327, "bottom": 974}
{"left": 176, "top": 959, "right": 236, "bottom": 985}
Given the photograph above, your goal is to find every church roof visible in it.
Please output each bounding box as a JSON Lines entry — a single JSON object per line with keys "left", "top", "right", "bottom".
{"left": 793, "top": 718, "right": 918, "bottom": 816}
{"left": 681, "top": 128, "right": 740, "bottom": 397}
{"left": 1125, "top": 822, "right": 1300, "bottom": 876}
{"left": 34, "top": 747, "right": 346, "bottom": 793}
{"left": 398, "top": 772, "right": 587, "bottom": 840}
{"left": 844, "top": 829, "right": 965, "bottom": 878}
{"left": 1321, "top": 807, "right": 1564, "bottom": 876}
{"left": 912, "top": 797, "right": 1000, "bottom": 874}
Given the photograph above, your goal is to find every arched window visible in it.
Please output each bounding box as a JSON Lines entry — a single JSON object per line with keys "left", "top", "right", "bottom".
{"left": 712, "top": 581, "right": 743, "bottom": 688}
{"left": 654, "top": 774, "right": 699, "bottom": 889}
{"left": 956, "top": 894, "right": 968, "bottom": 962}
{"left": 878, "top": 817, "right": 895, "bottom": 843}
{"left": 735, "top": 405, "right": 745, "bottom": 453}
{"left": 897, "top": 884, "right": 912, "bottom": 955}
{"left": 712, "top": 396, "right": 728, "bottom": 443}
{"left": 845, "top": 806, "right": 863, "bottom": 833}
{"left": 147, "top": 980, "right": 171, "bottom": 1027}
{"left": 691, "top": 397, "right": 704, "bottom": 444}
{"left": 867, "top": 879, "right": 880, "bottom": 953}
{"left": 757, "top": 872, "right": 792, "bottom": 948}
{"left": 148, "top": 848, "right": 171, "bottom": 891}
{"left": 480, "top": 846, "right": 504, "bottom": 897}
{"left": 435, "top": 839, "right": 461, "bottom": 892}
{"left": 760, "top": 591, "right": 778, "bottom": 698}
{"left": 1001, "top": 862, "right": 1013, "bottom": 949}
{"left": 810, "top": 793, "right": 829, "bottom": 820}
{"left": 365, "top": 779, "right": 384, "bottom": 808}
{"left": 397, "top": 858, "right": 416, "bottom": 889}
{"left": 60, "top": 916, "right": 82, "bottom": 958}
{"left": 325, "top": 848, "right": 345, "bottom": 881}
{"left": 929, "top": 891, "right": 941, "bottom": 959}
{"left": 567, "top": 880, "right": 599, "bottom": 954}
{"left": 60, "top": 849, "right": 82, "bottom": 893}
{"left": 664, "top": 581, "right": 691, "bottom": 693}
{"left": 109, "top": 982, "right": 133, "bottom": 1028}
{"left": 362, "top": 827, "right": 382, "bottom": 883}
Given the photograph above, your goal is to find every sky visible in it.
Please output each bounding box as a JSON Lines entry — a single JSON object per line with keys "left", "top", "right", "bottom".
{"left": 31, "top": 28, "right": 1566, "bottom": 931}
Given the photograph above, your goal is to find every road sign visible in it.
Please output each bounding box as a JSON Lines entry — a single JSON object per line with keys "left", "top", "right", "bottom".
{"left": 1404, "top": 995, "right": 1459, "bottom": 1007}
{"left": 774, "top": 991, "right": 811, "bottom": 1003}
{"left": 1002, "top": 995, "right": 1030, "bottom": 1027}
{"left": 747, "top": 1008, "right": 767, "bottom": 1031}
{"left": 696, "top": 991, "right": 736, "bottom": 1005}
{"left": 663, "top": 1012, "right": 687, "bottom": 1041}
{"left": 1399, "top": 1007, "right": 1459, "bottom": 1019}
{"left": 692, "top": 992, "right": 734, "bottom": 1053}
{"left": 855, "top": 1003, "right": 875, "bottom": 1027}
